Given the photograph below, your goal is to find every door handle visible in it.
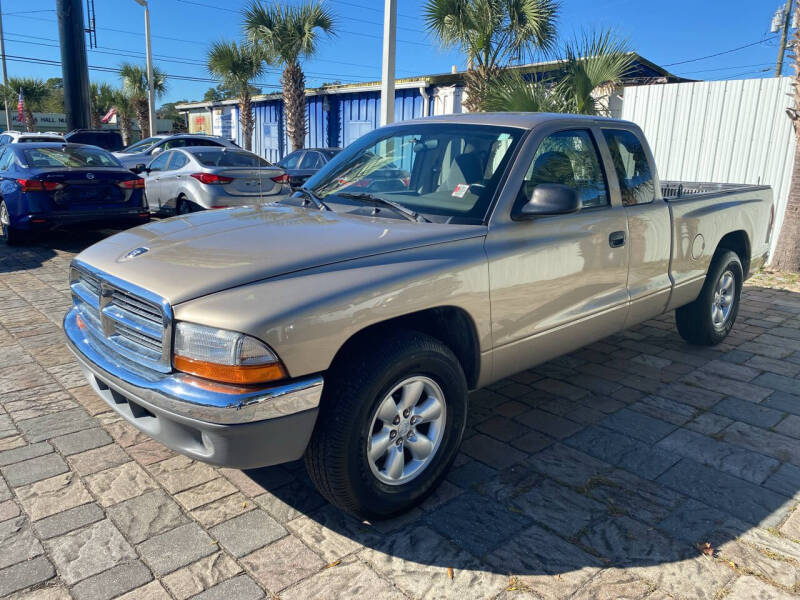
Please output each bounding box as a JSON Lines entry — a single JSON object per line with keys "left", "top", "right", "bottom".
{"left": 609, "top": 231, "right": 626, "bottom": 248}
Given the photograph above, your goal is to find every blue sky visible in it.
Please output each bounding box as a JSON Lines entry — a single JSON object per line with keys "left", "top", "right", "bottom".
{"left": 0, "top": 0, "right": 788, "bottom": 106}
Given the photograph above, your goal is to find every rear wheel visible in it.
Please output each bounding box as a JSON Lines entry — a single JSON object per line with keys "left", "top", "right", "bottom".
{"left": 676, "top": 250, "right": 743, "bottom": 345}
{"left": 304, "top": 331, "right": 468, "bottom": 519}
{"left": 177, "top": 197, "right": 201, "bottom": 215}
{"left": 0, "top": 201, "right": 23, "bottom": 245}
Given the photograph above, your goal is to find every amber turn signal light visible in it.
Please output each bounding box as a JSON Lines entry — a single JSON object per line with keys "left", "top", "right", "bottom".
{"left": 173, "top": 354, "right": 287, "bottom": 385}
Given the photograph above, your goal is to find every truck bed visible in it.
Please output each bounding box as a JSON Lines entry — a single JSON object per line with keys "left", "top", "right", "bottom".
{"left": 661, "top": 181, "right": 771, "bottom": 200}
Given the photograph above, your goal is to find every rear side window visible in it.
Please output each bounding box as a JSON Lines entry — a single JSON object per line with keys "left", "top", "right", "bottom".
{"left": 299, "top": 151, "right": 324, "bottom": 169}
{"left": 0, "top": 149, "right": 14, "bottom": 170}
{"left": 168, "top": 153, "right": 189, "bottom": 170}
{"left": 602, "top": 129, "right": 655, "bottom": 206}
{"left": 21, "top": 146, "right": 121, "bottom": 168}
{"left": 523, "top": 129, "right": 609, "bottom": 209}
{"left": 279, "top": 151, "right": 303, "bottom": 169}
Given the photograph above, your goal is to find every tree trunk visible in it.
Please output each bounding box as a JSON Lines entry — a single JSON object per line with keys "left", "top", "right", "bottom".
{"left": 462, "top": 64, "right": 500, "bottom": 113}
{"left": 239, "top": 92, "right": 253, "bottom": 151}
{"left": 772, "top": 10, "right": 800, "bottom": 272}
{"left": 772, "top": 147, "right": 800, "bottom": 271}
{"left": 23, "top": 108, "right": 35, "bottom": 132}
{"left": 90, "top": 112, "right": 101, "bottom": 129}
{"left": 283, "top": 61, "right": 306, "bottom": 151}
{"left": 133, "top": 97, "right": 149, "bottom": 138}
{"left": 118, "top": 114, "right": 132, "bottom": 147}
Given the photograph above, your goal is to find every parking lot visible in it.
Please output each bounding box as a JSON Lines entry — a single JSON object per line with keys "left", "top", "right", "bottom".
{"left": 1, "top": 229, "right": 800, "bottom": 599}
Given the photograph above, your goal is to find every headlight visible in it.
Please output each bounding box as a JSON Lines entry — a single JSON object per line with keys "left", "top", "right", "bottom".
{"left": 173, "top": 322, "right": 287, "bottom": 385}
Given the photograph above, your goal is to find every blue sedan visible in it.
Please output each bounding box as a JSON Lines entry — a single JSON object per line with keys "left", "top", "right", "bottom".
{"left": 0, "top": 143, "right": 150, "bottom": 245}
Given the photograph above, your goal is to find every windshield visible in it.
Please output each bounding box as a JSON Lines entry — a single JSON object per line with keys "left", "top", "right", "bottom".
{"left": 120, "top": 137, "right": 161, "bottom": 154}
{"left": 19, "top": 137, "right": 64, "bottom": 143}
{"left": 21, "top": 146, "right": 122, "bottom": 168}
{"left": 193, "top": 150, "right": 272, "bottom": 168}
{"left": 305, "top": 124, "right": 524, "bottom": 223}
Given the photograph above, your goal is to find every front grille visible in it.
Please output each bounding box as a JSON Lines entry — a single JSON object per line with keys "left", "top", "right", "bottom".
{"left": 70, "top": 264, "right": 171, "bottom": 373}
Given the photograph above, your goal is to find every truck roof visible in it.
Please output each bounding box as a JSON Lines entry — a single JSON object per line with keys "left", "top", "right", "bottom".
{"left": 407, "top": 112, "right": 636, "bottom": 129}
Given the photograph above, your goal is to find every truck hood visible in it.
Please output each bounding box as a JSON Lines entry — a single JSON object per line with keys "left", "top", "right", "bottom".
{"left": 75, "top": 204, "right": 486, "bottom": 305}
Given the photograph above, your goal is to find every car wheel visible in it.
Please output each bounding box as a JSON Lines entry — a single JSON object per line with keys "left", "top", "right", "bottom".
{"left": 676, "top": 250, "right": 743, "bottom": 346}
{"left": 304, "top": 331, "right": 468, "bottom": 519}
{"left": 177, "top": 198, "right": 200, "bottom": 215}
{"left": 0, "top": 201, "right": 23, "bottom": 245}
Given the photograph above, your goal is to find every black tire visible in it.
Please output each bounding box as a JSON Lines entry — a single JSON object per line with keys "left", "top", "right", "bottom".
{"left": 0, "top": 201, "right": 23, "bottom": 246}
{"left": 304, "top": 330, "right": 468, "bottom": 519}
{"left": 177, "top": 198, "right": 200, "bottom": 215}
{"left": 675, "top": 250, "right": 743, "bottom": 346}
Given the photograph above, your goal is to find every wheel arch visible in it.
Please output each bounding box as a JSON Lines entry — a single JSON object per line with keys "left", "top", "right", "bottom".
{"left": 327, "top": 306, "right": 482, "bottom": 390}
{"left": 715, "top": 230, "right": 750, "bottom": 278}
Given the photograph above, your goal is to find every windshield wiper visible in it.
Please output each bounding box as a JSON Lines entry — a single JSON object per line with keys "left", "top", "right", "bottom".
{"left": 336, "top": 192, "right": 428, "bottom": 223}
{"left": 293, "top": 188, "right": 331, "bottom": 211}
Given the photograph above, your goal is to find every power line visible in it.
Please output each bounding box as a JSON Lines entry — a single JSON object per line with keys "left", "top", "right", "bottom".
{"left": 674, "top": 62, "right": 774, "bottom": 76}
{"left": 663, "top": 36, "right": 778, "bottom": 67}
{"left": 723, "top": 68, "right": 772, "bottom": 80}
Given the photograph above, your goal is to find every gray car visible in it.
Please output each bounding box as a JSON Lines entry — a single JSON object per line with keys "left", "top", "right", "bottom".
{"left": 113, "top": 134, "right": 238, "bottom": 170}
{"left": 136, "top": 146, "right": 290, "bottom": 214}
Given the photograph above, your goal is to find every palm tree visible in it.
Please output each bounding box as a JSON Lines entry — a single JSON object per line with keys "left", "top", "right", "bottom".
{"left": 2, "top": 78, "right": 50, "bottom": 131}
{"left": 119, "top": 63, "right": 167, "bottom": 138}
{"left": 207, "top": 40, "right": 264, "bottom": 151}
{"left": 243, "top": 1, "right": 335, "bottom": 151}
{"left": 484, "top": 30, "right": 634, "bottom": 116}
{"left": 110, "top": 89, "right": 135, "bottom": 146}
{"left": 773, "top": 3, "right": 800, "bottom": 272}
{"left": 89, "top": 82, "right": 116, "bottom": 129}
{"left": 424, "top": 0, "right": 558, "bottom": 112}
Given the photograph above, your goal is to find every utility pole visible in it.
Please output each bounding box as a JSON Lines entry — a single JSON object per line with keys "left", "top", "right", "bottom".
{"left": 0, "top": 1, "right": 10, "bottom": 131}
{"left": 776, "top": 0, "right": 794, "bottom": 76}
{"left": 134, "top": 0, "right": 156, "bottom": 137}
{"left": 379, "top": 0, "right": 396, "bottom": 126}
{"left": 56, "top": 0, "right": 91, "bottom": 130}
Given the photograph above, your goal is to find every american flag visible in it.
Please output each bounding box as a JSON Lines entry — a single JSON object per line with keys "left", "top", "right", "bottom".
{"left": 16, "top": 89, "right": 24, "bottom": 123}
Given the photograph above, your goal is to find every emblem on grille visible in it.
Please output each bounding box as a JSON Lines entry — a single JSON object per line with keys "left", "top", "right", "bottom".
{"left": 123, "top": 247, "right": 149, "bottom": 260}
{"left": 86, "top": 173, "right": 95, "bottom": 180}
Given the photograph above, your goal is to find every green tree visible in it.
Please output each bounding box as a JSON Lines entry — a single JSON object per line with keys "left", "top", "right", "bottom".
{"left": 484, "top": 30, "right": 635, "bottom": 115}
{"left": 157, "top": 101, "right": 189, "bottom": 133}
{"left": 89, "top": 82, "right": 116, "bottom": 129}
{"left": 2, "top": 78, "right": 51, "bottom": 131}
{"left": 119, "top": 63, "right": 167, "bottom": 138}
{"left": 424, "top": 0, "right": 558, "bottom": 112}
{"left": 207, "top": 40, "right": 265, "bottom": 150}
{"left": 244, "top": 0, "right": 335, "bottom": 151}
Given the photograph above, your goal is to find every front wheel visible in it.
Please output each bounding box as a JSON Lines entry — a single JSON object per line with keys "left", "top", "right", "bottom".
{"left": 676, "top": 250, "right": 743, "bottom": 345}
{"left": 304, "top": 331, "right": 468, "bottom": 519}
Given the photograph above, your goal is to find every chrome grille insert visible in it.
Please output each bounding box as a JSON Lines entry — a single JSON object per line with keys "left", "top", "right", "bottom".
{"left": 70, "top": 263, "right": 172, "bottom": 373}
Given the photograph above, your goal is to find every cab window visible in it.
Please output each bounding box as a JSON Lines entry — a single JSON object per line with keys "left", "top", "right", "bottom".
{"left": 522, "top": 129, "right": 609, "bottom": 209}
{"left": 602, "top": 129, "right": 655, "bottom": 206}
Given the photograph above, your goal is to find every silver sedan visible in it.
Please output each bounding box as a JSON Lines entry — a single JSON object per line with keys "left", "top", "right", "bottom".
{"left": 135, "top": 147, "right": 291, "bottom": 214}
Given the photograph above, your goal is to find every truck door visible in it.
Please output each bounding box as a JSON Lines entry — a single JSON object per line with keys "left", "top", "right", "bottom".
{"left": 600, "top": 128, "right": 672, "bottom": 327}
{"left": 485, "top": 126, "right": 630, "bottom": 381}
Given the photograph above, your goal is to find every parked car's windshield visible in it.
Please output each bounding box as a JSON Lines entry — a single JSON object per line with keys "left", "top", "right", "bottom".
{"left": 19, "top": 137, "right": 64, "bottom": 143}
{"left": 119, "top": 137, "right": 161, "bottom": 154}
{"left": 193, "top": 150, "right": 272, "bottom": 168}
{"left": 305, "top": 124, "right": 524, "bottom": 223}
{"left": 21, "top": 146, "right": 123, "bottom": 168}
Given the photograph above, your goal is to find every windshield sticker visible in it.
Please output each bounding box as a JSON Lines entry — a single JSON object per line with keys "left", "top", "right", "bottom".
{"left": 452, "top": 184, "right": 469, "bottom": 198}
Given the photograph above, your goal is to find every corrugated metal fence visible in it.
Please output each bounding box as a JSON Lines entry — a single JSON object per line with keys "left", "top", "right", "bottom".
{"left": 621, "top": 77, "right": 796, "bottom": 253}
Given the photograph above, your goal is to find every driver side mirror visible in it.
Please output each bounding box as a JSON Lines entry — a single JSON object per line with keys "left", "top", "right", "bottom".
{"left": 151, "top": 146, "right": 163, "bottom": 155}
{"left": 515, "top": 183, "right": 581, "bottom": 219}
{"left": 131, "top": 163, "right": 148, "bottom": 174}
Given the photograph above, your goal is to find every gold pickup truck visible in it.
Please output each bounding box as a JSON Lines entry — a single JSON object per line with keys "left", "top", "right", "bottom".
{"left": 64, "top": 113, "right": 774, "bottom": 517}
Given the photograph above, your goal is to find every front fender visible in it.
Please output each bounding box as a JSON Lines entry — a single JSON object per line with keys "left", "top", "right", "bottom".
{"left": 173, "top": 236, "right": 491, "bottom": 379}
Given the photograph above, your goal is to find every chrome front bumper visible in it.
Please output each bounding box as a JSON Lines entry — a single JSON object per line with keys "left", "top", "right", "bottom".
{"left": 64, "top": 307, "right": 323, "bottom": 468}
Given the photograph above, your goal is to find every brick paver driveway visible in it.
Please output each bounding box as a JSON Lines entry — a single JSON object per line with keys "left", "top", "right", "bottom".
{"left": 2, "top": 230, "right": 800, "bottom": 600}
